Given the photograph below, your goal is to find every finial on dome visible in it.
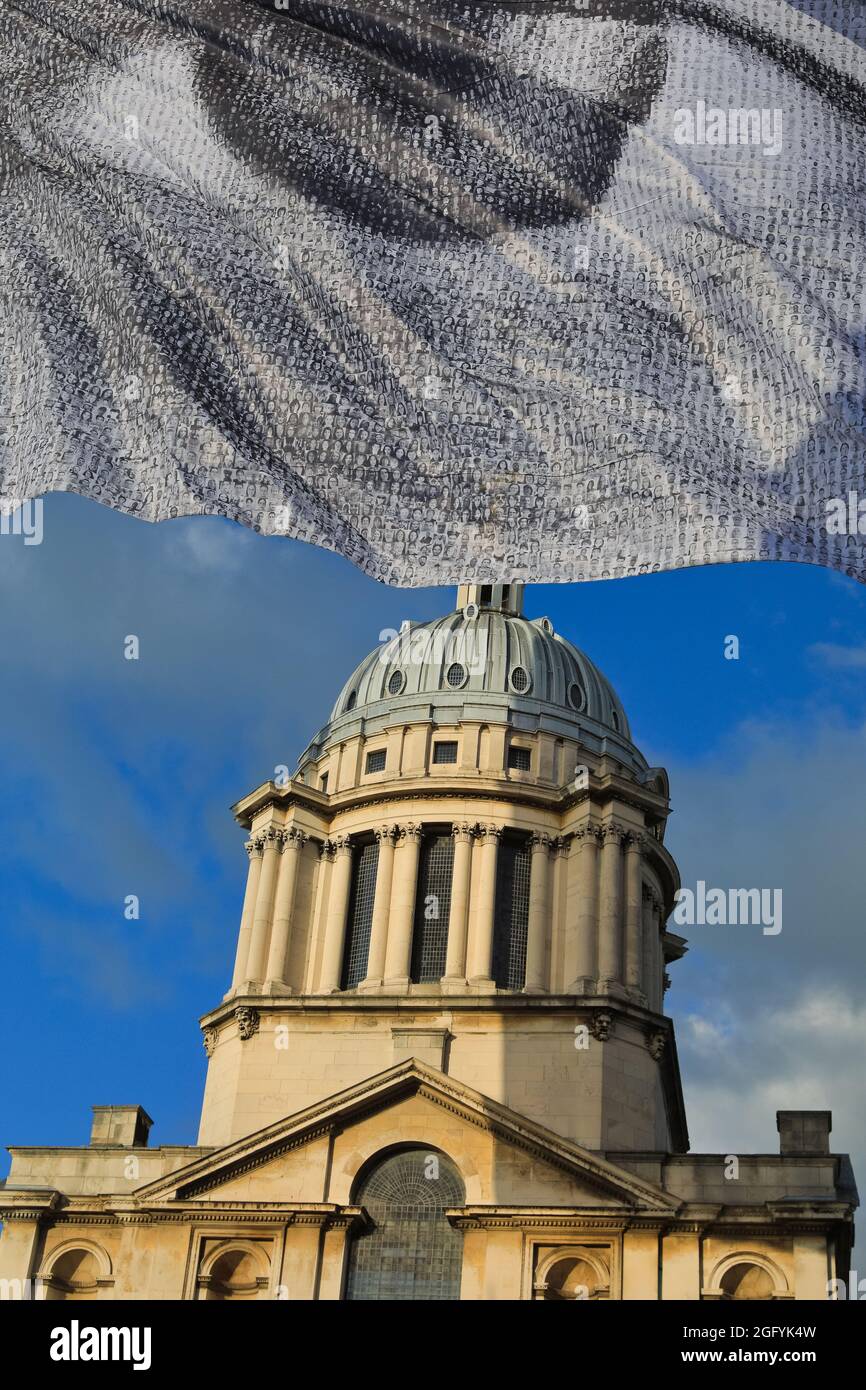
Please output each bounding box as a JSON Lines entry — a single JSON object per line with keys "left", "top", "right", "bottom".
{"left": 456, "top": 582, "right": 525, "bottom": 616}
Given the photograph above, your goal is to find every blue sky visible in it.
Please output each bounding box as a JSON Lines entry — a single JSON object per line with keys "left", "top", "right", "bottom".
{"left": 2, "top": 494, "right": 865, "bottom": 1204}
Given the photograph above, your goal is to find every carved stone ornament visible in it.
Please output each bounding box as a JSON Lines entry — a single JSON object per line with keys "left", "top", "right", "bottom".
{"left": 589, "top": 1011, "right": 613, "bottom": 1042}
{"left": 235, "top": 1006, "right": 260, "bottom": 1041}
{"left": 647, "top": 1029, "right": 667, "bottom": 1060}
{"left": 202, "top": 1028, "right": 218, "bottom": 1058}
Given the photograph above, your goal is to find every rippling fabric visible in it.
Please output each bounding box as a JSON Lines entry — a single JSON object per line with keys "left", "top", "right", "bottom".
{"left": 0, "top": 0, "right": 864, "bottom": 583}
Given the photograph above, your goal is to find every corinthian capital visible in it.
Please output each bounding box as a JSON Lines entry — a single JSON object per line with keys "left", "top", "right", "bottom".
{"left": 375, "top": 824, "right": 397, "bottom": 846}
{"left": 530, "top": 832, "right": 554, "bottom": 853}
{"left": 397, "top": 823, "right": 423, "bottom": 846}
{"left": 476, "top": 823, "right": 503, "bottom": 843}
{"left": 624, "top": 830, "right": 647, "bottom": 852}
{"left": 573, "top": 824, "right": 601, "bottom": 847}
{"left": 600, "top": 823, "right": 625, "bottom": 845}
{"left": 452, "top": 822, "right": 474, "bottom": 844}
{"left": 283, "top": 828, "right": 307, "bottom": 851}
{"left": 245, "top": 837, "right": 263, "bottom": 860}
{"left": 332, "top": 834, "right": 353, "bottom": 855}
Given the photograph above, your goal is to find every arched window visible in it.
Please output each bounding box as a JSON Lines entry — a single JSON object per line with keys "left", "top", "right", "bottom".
{"left": 410, "top": 831, "right": 454, "bottom": 982}
{"left": 491, "top": 833, "right": 532, "bottom": 989}
{"left": 345, "top": 1148, "right": 464, "bottom": 1301}
{"left": 341, "top": 839, "right": 380, "bottom": 989}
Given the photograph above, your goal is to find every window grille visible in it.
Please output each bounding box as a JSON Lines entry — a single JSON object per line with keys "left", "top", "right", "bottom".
{"left": 345, "top": 1148, "right": 464, "bottom": 1301}
{"left": 491, "top": 834, "right": 531, "bottom": 989}
{"left": 410, "top": 832, "right": 454, "bottom": 982}
{"left": 508, "top": 745, "right": 531, "bottom": 771}
{"left": 432, "top": 741, "right": 458, "bottom": 764}
{"left": 366, "top": 748, "right": 386, "bottom": 773}
{"left": 340, "top": 839, "right": 380, "bottom": 989}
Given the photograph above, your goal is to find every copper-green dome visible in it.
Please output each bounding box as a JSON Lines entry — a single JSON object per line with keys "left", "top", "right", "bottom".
{"left": 298, "top": 587, "right": 644, "bottom": 774}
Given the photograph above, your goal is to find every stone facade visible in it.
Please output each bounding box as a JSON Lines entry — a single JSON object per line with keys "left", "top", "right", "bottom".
{"left": 0, "top": 586, "right": 857, "bottom": 1299}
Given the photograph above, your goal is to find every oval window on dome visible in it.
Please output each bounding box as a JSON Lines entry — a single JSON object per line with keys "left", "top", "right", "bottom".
{"left": 509, "top": 666, "right": 531, "bottom": 694}
{"left": 387, "top": 670, "right": 405, "bottom": 696}
{"left": 567, "top": 681, "right": 585, "bottom": 712}
{"left": 346, "top": 690, "right": 357, "bottom": 711}
{"left": 446, "top": 662, "right": 466, "bottom": 688}
{"left": 610, "top": 708, "right": 620, "bottom": 732}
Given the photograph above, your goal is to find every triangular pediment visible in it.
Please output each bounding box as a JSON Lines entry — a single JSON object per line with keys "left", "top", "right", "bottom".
{"left": 135, "top": 1060, "right": 678, "bottom": 1211}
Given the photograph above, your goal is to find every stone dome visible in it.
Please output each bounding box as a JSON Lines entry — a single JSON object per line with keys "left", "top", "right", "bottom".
{"left": 298, "top": 586, "right": 641, "bottom": 771}
{"left": 330, "top": 608, "right": 631, "bottom": 738}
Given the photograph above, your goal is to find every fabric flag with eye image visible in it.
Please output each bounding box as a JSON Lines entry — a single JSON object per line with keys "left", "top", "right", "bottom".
{"left": 0, "top": 0, "right": 864, "bottom": 585}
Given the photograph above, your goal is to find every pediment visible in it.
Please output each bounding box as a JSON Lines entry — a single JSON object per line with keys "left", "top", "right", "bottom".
{"left": 135, "top": 1060, "right": 678, "bottom": 1212}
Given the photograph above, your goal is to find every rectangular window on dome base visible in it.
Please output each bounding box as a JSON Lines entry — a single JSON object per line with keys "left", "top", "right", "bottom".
{"left": 508, "top": 746, "right": 531, "bottom": 772}
{"left": 365, "top": 749, "right": 386, "bottom": 774}
{"left": 432, "top": 741, "right": 458, "bottom": 765}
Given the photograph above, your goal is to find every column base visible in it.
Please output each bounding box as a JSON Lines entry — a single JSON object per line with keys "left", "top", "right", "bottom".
{"left": 358, "top": 977, "right": 385, "bottom": 993}
{"left": 521, "top": 984, "right": 547, "bottom": 995}
{"left": 597, "top": 979, "right": 630, "bottom": 1002}
{"left": 262, "top": 980, "right": 294, "bottom": 996}
{"left": 383, "top": 976, "right": 410, "bottom": 992}
{"left": 440, "top": 975, "right": 469, "bottom": 994}
{"left": 467, "top": 976, "right": 497, "bottom": 994}
{"left": 567, "top": 976, "right": 596, "bottom": 995}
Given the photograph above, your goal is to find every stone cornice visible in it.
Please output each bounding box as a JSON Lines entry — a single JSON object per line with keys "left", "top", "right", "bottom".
{"left": 201, "top": 992, "right": 676, "bottom": 1029}
{"left": 233, "top": 772, "right": 669, "bottom": 832}
{"left": 0, "top": 1189, "right": 62, "bottom": 1221}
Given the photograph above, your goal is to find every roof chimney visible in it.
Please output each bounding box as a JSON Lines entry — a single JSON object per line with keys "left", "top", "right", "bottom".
{"left": 90, "top": 1105, "right": 153, "bottom": 1148}
{"left": 776, "top": 1110, "right": 832, "bottom": 1155}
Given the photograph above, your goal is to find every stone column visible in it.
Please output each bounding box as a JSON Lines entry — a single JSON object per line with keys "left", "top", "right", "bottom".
{"left": 468, "top": 825, "right": 500, "bottom": 985}
{"left": 652, "top": 892, "right": 665, "bottom": 1011}
{"left": 383, "top": 824, "right": 422, "bottom": 987}
{"left": 571, "top": 826, "right": 600, "bottom": 991}
{"left": 245, "top": 828, "right": 282, "bottom": 986}
{"left": 525, "top": 833, "right": 552, "bottom": 992}
{"left": 443, "top": 823, "right": 474, "bottom": 986}
{"left": 642, "top": 887, "right": 658, "bottom": 1010}
{"left": 361, "top": 825, "right": 396, "bottom": 989}
{"left": 597, "top": 823, "right": 624, "bottom": 990}
{"left": 624, "top": 831, "right": 645, "bottom": 999}
{"left": 319, "top": 837, "right": 354, "bottom": 992}
{"left": 265, "top": 830, "right": 306, "bottom": 990}
{"left": 230, "top": 837, "right": 263, "bottom": 991}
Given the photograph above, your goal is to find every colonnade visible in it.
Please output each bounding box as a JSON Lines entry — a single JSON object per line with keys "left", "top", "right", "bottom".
{"left": 230, "top": 819, "right": 667, "bottom": 1003}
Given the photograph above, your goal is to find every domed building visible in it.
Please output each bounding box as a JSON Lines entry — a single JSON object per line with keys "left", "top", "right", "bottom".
{"left": 0, "top": 586, "right": 856, "bottom": 1301}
